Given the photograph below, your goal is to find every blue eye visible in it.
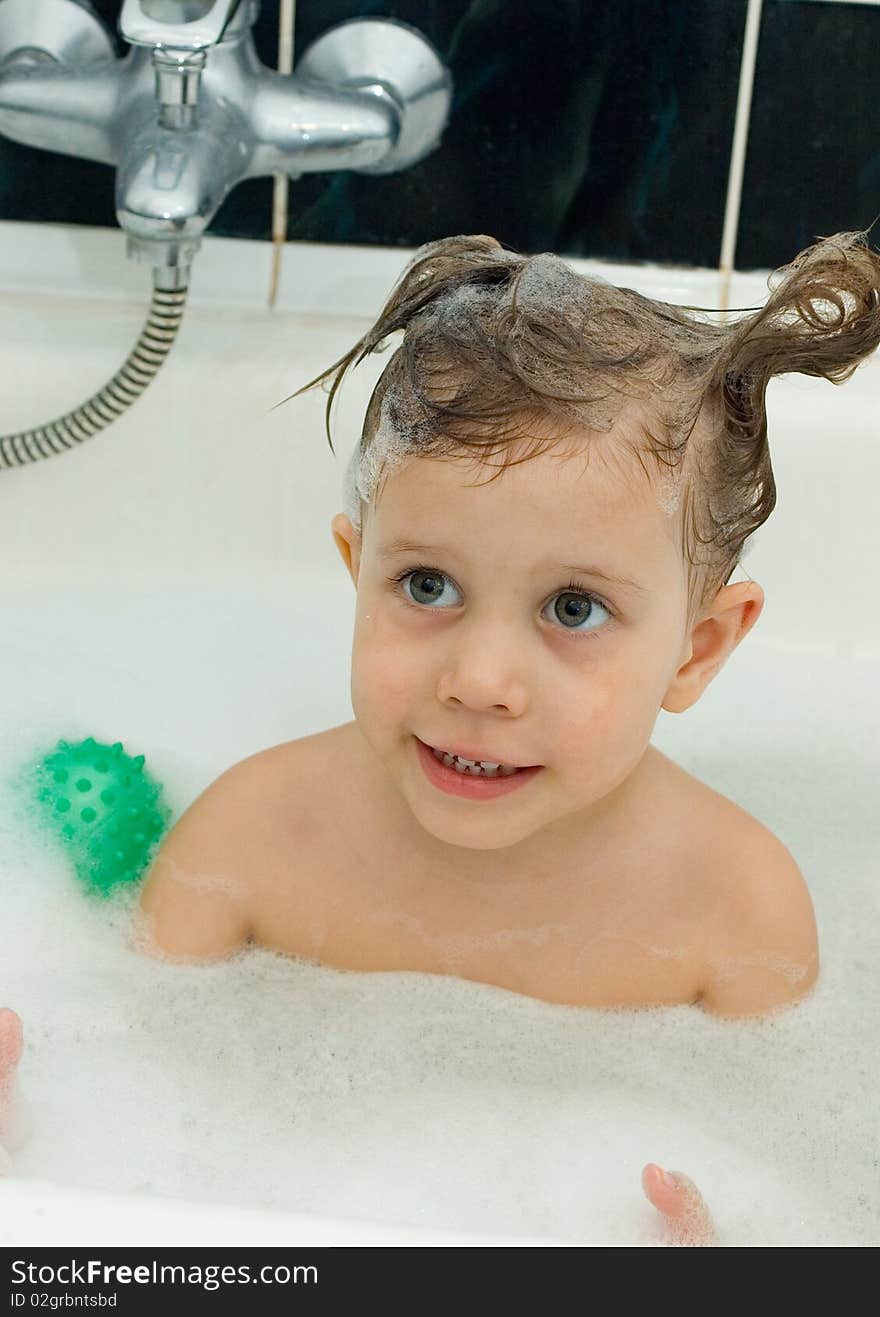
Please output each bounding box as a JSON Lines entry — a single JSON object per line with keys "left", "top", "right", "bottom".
{"left": 547, "top": 584, "right": 612, "bottom": 634}
{"left": 398, "top": 567, "right": 460, "bottom": 608}
{"left": 387, "top": 566, "right": 613, "bottom": 639}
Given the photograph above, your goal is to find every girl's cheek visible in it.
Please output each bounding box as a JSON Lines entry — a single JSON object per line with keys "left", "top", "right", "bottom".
{"left": 357, "top": 592, "right": 425, "bottom": 656}
{"left": 352, "top": 625, "right": 420, "bottom": 708}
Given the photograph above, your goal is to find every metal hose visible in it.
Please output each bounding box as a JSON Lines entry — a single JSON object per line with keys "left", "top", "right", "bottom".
{"left": 0, "top": 282, "right": 188, "bottom": 470}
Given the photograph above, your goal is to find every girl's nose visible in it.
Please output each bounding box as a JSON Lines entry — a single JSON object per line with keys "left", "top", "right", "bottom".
{"left": 434, "top": 620, "right": 529, "bottom": 716}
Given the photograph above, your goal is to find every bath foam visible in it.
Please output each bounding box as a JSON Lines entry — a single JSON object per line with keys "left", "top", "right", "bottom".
{"left": 29, "top": 737, "right": 172, "bottom": 897}
{"left": 342, "top": 393, "right": 681, "bottom": 530}
{"left": 0, "top": 575, "right": 878, "bottom": 1246}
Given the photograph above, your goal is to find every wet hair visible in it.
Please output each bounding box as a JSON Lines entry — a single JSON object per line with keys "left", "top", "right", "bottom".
{"left": 289, "top": 230, "right": 880, "bottom": 629}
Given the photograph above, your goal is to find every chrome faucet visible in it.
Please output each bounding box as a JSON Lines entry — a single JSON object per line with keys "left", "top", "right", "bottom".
{"left": 0, "top": 0, "right": 452, "bottom": 288}
{"left": 0, "top": 0, "right": 451, "bottom": 471}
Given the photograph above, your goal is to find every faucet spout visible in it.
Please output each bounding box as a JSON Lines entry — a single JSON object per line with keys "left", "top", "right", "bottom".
{"left": 116, "top": 113, "right": 245, "bottom": 245}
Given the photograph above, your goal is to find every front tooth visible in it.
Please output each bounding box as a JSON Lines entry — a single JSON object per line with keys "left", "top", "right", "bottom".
{"left": 430, "top": 747, "right": 519, "bottom": 777}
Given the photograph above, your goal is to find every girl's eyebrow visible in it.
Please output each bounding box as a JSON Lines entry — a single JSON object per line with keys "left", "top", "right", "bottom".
{"left": 377, "top": 538, "right": 648, "bottom": 596}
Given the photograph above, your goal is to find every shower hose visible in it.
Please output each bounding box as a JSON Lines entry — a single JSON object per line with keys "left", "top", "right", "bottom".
{"left": 0, "top": 281, "right": 188, "bottom": 470}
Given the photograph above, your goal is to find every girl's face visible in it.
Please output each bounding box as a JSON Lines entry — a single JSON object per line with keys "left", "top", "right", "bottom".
{"left": 332, "top": 429, "right": 697, "bottom": 857}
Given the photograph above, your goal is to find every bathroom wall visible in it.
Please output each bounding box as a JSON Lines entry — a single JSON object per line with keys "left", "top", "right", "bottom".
{"left": 1, "top": 0, "right": 878, "bottom": 269}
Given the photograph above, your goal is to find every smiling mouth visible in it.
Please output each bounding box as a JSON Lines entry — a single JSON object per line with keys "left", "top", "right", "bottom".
{"left": 419, "top": 738, "right": 537, "bottom": 777}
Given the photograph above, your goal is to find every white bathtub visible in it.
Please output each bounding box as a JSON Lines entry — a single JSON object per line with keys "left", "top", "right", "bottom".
{"left": 0, "top": 221, "right": 877, "bottom": 1248}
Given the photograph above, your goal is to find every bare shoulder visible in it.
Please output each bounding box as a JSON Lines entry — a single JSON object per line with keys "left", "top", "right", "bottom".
{"left": 646, "top": 749, "right": 819, "bottom": 1018}
{"left": 694, "top": 800, "right": 819, "bottom": 1020}
{"left": 134, "top": 724, "right": 349, "bottom": 962}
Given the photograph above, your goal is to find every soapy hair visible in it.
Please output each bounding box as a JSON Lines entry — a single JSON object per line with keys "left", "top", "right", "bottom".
{"left": 289, "top": 230, "right": 880, "bottom": 627}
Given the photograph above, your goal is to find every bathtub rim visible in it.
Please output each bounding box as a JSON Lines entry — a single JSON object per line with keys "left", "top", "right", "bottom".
{"left": 0, "top": 1175, "right": 575, "bottom": 1248}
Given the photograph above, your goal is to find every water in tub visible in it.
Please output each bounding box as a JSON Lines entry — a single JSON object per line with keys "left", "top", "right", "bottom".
{"left": 0, "top": 557, "right": 877, "bottom": 1248}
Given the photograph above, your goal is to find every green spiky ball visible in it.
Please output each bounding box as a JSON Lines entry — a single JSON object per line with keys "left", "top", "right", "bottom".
{"left": 32, "top": 737, "right": 172, "bottom": 897}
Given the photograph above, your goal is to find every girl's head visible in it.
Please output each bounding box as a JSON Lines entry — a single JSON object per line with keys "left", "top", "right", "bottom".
{"left": 294, "top": 233, "right": 880, "bottom": 854}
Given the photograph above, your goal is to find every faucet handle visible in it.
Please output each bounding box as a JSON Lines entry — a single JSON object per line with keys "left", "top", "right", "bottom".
{"left": 296, "top": 19, "right": 453, "bottom": 175}
{"left": 119, "top": 0, "right": 249, "bottom": 53}
{"left": 0, "top": 0, "right": 116, "bottom": 69}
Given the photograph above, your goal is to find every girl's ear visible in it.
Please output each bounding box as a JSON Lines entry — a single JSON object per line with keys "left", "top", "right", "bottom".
{"left": 662, "top": 580, "right": 764, "bottom": 714}
{"left": 331, "top": 514, "right": 362, "bottom": 585}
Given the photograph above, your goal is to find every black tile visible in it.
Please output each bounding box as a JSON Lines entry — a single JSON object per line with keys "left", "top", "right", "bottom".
{"left": 4, "top": 1, "right": 873, "bottom": 269}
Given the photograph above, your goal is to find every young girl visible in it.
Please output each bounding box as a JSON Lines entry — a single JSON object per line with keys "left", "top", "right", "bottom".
{"left": 5, "top": 229, "right": 879, "bottom": 1245}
